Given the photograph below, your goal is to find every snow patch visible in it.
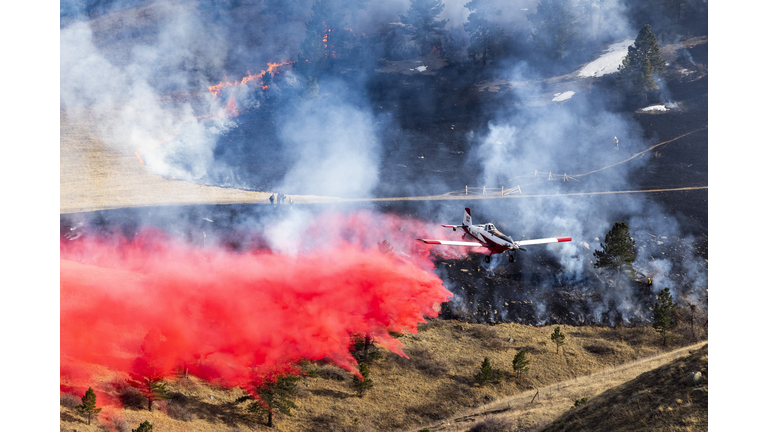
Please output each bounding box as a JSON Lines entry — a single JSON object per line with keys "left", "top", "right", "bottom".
{"left": 641, "top": 105, "right": 667, "bottom": 112}
{"left": 578, "top": 39, "right": 634, "bottom": 78}
{"left": 552, "top": 91, "right": 575, "bottom": 102}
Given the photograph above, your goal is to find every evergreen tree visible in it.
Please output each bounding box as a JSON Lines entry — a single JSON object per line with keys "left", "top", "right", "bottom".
{"left": 352, "top": 363, "right": 374, "bottom": 396}
{"left": 132, "top": 420, "right": 153, "bottom": 432}
{"left": 617, "top": 24, "right": 666, "bottom": 99}
{"left": 248, "top": 374, "right": 300, "bottom": 428}
{"left": 474, "top": 357, "right": 493, "bottom": 386}
{"left": 75, "top": 387, "right": 102, "bottom": 425}
{"left": 512, "top": 350, "right": 530, "bottom": 379}
{"left": 527, "top": 0, "right": 582, "bottom": 60}
{"left": 550, "top": 326, "right": 566, "bottom": 354}
{"left": 652, "top": 287, "right": 679, "bottom": 346}
{"left": 143, "top": 378, "right": 171, "bottom": 411}
{"left": 464, "top": 0, "right": 505, "bottom": 66}
{"left": 400, "top": 0, "right": 449, "bottom": 55}
{"left": 593, "top": 222, "right": 636, "bottom": 275}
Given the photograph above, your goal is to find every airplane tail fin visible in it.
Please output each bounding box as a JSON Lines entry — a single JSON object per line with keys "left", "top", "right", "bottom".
{"left": 463, "top": 208, "right": 472, "bottom": 226}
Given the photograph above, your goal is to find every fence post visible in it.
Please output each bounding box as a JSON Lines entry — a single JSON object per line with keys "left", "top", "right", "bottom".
{"left": 548, "top": 172, "right": 553, "bottom": 180}
{"left": 501, "top": 186, "right": 504, "bottom": 195}
{"left": 483, "top": 186, "right": 486, "bottom": 195}
{"left": 466, "top": 185, "right": 468, "bottom": 195}
{"left": 518, "top": 185, "right": 521, "bottom": 195}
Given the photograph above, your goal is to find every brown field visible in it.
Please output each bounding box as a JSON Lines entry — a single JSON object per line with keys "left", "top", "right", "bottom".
{"left": 60, "top": 320, "right": 707, "bottom": 431}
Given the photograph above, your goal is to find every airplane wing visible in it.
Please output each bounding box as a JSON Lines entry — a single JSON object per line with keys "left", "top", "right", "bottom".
{"left": 517, "top": 237, "right": 572, "bottom": 246}
{"left": 417, "top": 239, "right": 484, "bottom": 247}
{"left": 441, "top": 224, "right": 461, "bottom": 228}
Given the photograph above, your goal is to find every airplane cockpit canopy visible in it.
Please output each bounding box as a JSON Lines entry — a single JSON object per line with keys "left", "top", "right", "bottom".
{"left": 486, "top": 224, "right": 513, "bottom": 243}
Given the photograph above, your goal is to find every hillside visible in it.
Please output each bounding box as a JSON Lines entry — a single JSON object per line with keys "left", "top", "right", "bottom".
{"left": 60, "top": 319, "right": 706, "bottom": 431}
{"left": 538, "top": 344, "right": 708, "bottom": 432}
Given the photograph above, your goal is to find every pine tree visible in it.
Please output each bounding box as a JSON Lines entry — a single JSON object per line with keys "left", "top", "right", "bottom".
{"left": 248, "top": 374, "right": 300, "bottom": 428}
{"left": 652, "top": 287, "right": 679, "bottom": 346}
{"left": 75, "top": 387, "right": 102, "bottom": 425}
{"left": 512, "top": 349, "right": 530, "bottom": 380}
{"left": 617, "top": 24, "right": 666, "bottom": 98}
{"left": 527, "top": 0, "right": 582, "bottom": 60}
{"left": 400, "top": 0, "right": 449, "bottom": 55}
{"left": 474, "top": 357, "right": 494, "bottom": 386}
{"left": 550, "top": 326, "right": 566, "bottom": 354}
{"left": 593, "top": 222, "right": 636, "bottom": 275}
{"left": 464, "top": 0, "right": 505, "bottom": 67}
{"left": 143, "top": 378, "right": 171, "bottom": 411}
{"left": 352, "top": 363, "right": 374, "bottom": 396}
{"left": 132, "top": 420, "right": 153, "bottom": 432}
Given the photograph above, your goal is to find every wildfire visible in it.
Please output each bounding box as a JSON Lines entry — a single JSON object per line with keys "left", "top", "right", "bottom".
{"left": 135, "top": 61, "right": 291, "bottom": 167}
{"left": 225, "top": 95, "right": 240, "bottom": 118}
{"left": 208, "top": 61, "right": 293, "bottom": 96}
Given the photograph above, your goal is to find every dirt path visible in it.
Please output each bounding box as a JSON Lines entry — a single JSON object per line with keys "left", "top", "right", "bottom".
{"left": 407, "top": 340, "right": 708, "bottom": 432}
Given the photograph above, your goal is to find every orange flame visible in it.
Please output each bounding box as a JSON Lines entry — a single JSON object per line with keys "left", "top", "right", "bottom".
{"left": 137, "top": 61, "right": 290, "bottom": 167}
{"left": 225, "top": 95, "right": 240, "bottom": 118}
{"left": 208, "top": 61, "right": 293, "bottom": 96}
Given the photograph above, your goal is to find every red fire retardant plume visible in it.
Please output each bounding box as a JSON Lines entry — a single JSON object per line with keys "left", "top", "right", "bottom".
{"left": 60, "top": 211, "right": 454, "bottom": 405}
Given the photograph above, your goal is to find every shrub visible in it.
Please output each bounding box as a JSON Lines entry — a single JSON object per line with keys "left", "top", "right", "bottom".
{"left": 60, "top": 393, "right": 80, "bottom": 408}
{"left": 584, "top": 343, "right": 615, "bottom": 356}
{"left": 468, "top": 325, "right": 498, "bottom": 341}
{"left": 317, "top": 364, "right": 349, "bottom": 381}
{"left": 402, "top": 345, "right": 450, "bottom": 376}
{"left": 132, "top": 420, "right": 153, "bottom": 432}
{"left": 118, "top": 386, "right": 147, "bottom": 410}
{"left": 166, "top": 400, "right": 194, "bottom": 422}
{"left": 467, "top": 416, "right": 514, "bottom": 432}
{"left": 574, "top": 396, "right": 590, "bottom": 407}
{"left": 104, "top": 416, "right": 129, "bottom": 432}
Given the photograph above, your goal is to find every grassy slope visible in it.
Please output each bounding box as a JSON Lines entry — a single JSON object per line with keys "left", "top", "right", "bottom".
{"left": 538, "top": 344, "right": 708, "bottom": 432}
{"left": 60, "top": 320, "right": 707, "bottom": 432}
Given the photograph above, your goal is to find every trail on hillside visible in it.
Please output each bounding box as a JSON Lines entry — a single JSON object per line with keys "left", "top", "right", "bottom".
{"left": 411, "top": 341, "right": 708, "bottom": 432}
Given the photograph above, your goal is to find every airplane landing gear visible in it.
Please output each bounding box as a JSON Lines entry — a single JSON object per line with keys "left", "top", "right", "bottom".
{"left": 508, "top": 253, "right": 515, "bottom": 263}
{"left": 484, "top": 255, "right": 491, "bottom": 264}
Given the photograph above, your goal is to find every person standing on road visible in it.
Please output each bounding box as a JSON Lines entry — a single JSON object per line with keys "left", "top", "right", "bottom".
{"left": 269, "top": 194, "right": 275, "bottom": 205}
{"left": 614, "top": 136, "right": 619, "bottom": 150}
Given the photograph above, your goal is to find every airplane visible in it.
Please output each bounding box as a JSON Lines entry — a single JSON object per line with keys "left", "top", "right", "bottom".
{"left": 417, "top": 207, "right": 571, "bottom": 264}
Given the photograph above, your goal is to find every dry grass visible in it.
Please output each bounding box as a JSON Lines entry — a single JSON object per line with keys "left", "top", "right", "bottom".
{"left": 60, "top": 109, "right": 344, "bottom": 214}
{"left": 414, "top": 341, "right": 707, "bottom": 432}
{"left": 60, "top": 321, "right": 707, "bottom": 432}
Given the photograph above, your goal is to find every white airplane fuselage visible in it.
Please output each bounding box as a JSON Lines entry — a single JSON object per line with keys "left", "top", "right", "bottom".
{"left": 417, "top": 208, "right": 571, "bottom": 263}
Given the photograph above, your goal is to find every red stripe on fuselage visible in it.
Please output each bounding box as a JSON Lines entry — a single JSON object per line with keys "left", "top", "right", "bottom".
{"left": 557, "top": 237, "right": 572, "bottom": 242}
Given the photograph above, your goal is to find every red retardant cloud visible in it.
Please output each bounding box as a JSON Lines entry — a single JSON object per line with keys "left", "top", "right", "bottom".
{"left": 60, "top": 211, "right": 454, "bottom": 404}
